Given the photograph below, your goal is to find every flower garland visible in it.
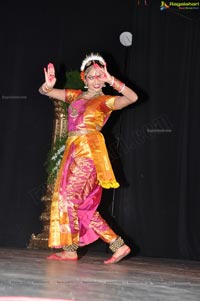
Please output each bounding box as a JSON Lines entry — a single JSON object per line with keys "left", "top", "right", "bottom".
{"left": 80, "top": 71, "right": 85, "bottom": 82}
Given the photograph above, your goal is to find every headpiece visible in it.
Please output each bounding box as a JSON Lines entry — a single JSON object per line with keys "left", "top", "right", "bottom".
{"left": 80, "top": 53, "right": 106, "bottom": 71}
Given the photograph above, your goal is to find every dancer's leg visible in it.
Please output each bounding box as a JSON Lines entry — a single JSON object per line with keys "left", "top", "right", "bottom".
{"left": 89, "top": 211, "right": 131, "bottom": 264}
{"left": 48, "top": 157, "right": 101, "bottom": 260}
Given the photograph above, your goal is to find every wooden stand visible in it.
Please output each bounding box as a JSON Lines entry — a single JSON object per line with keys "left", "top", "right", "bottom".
{"left": 28, "top": 99, "right": 68, "bottom": 249}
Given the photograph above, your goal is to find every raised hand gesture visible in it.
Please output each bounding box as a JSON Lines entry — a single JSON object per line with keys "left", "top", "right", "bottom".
{"left": 93, "top": 63, "right": 113, "bottom": 85}
{"left": 44, "top": 63, "right": 56, "bottom": 88}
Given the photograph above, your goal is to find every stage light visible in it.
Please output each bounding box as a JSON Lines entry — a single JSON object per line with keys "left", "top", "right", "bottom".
{"left": 119, "top": 31, "right": 133, "bottom": 47}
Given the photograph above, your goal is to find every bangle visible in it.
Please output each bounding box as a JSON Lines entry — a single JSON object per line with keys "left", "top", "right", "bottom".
{"left": 42, "top": 83, "right": 53, "bottom": 94}
{"left": 119, "top": 84, "right": 125, "bottom": 93}
{"left": 109, "top": 76, "right": 114, "bottom": 86}
{"left": 112, "top": 77, "right": 125, "bottom": 93}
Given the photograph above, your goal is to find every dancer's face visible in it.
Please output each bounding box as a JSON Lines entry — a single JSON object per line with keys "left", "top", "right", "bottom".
{"left": 85, "top": 66, "right": 104, "bottom": 93}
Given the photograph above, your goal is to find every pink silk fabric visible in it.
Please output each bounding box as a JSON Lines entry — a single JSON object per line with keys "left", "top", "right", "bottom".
{"left": 48, "top": 90, "right": 118, "bottom": 248}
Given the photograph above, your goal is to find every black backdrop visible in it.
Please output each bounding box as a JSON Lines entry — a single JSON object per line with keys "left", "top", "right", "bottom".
{"left": 0, "top": 1, "right": 199, "bottom": 260}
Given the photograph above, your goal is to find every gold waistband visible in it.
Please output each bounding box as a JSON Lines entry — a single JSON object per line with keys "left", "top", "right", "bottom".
{"left": 68, "top": 129, "right": 98, "bottom": 137}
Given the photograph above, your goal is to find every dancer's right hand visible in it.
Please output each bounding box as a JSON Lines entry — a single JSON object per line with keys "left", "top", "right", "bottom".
{"left": 44, "top": 63, "right": 56, "bottom": 88}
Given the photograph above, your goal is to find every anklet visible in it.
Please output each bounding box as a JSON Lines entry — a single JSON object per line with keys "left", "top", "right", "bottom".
{"left": 109, "top": 236, "right": 125, "bottom": 253}
{"left": 63, "top": 244, "right": 78, "bottom": 252}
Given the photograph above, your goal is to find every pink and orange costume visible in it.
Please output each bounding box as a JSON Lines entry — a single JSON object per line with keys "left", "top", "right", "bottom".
{"left": 49, "top": 89, "right": 120, "bottom": 249}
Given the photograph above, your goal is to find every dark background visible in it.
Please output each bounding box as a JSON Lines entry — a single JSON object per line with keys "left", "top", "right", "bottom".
{"left": 0, "top": 1, "right": 200, "bottom": 260}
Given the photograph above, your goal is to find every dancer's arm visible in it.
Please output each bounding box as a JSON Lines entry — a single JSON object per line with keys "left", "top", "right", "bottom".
{"left": 38, "top": 63, "right": 65, "bottom": 101}
{"left": 94, "top": 63, "right": 138, "bottom": 110}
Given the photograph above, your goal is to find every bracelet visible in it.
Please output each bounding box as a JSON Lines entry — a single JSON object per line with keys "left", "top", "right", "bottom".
{"left": 42, "top": 83, "right": 53, "bottom": 94}
{"left": 119, "top": 83, "right": 125, "bottom": 93}
{"left": 109, "top": 76, "right": 114, "bottom": 86}
{"left": 112, "top": 77, "right": 125, "bottom": 93}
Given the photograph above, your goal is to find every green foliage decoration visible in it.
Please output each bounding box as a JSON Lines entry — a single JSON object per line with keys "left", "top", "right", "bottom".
{"left": 61, "top": 70, "right": 84, "bottom": 114}
{"left": 45, "top": 134, "right": 67, "bottom": 185}
{"left": 45, "top": 70, "right": 84, "bottom": 185}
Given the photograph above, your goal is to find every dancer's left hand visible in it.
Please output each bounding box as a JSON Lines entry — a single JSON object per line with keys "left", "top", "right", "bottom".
{"left": 93, "top": 63, "right": 113, "bottom": 85}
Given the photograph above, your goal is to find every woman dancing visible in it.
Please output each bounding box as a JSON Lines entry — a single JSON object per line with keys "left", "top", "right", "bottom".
{"left": 39, "top": 53, "right": 138, "bottom": 264}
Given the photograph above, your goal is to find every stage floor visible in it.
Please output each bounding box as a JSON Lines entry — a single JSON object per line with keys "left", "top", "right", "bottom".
{"left": 0, "top": 248, "right": 199, "bottom": 301}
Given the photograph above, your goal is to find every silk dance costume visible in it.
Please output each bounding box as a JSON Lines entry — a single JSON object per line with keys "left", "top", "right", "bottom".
{"left": 40, "top": 53, "right": 134, "bottom": 262}
{"left": 49, "top": 89, "right": 123, "bottom": 253}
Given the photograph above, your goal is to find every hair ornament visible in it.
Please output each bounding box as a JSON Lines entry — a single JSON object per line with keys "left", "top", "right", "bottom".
{"left": 80, "top": 71, "right": 85, "bottom": 82}
{"left": 80, "top": 53, "right": 106, "bottom": 71}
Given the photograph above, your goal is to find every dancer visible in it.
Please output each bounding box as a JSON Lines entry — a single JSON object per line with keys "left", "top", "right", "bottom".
{"left": 39, "top": 53, "right": 138, "bottom": 263}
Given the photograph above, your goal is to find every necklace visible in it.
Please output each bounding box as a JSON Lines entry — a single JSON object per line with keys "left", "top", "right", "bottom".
{"left": 69, "top": 91, "right": 104, "bottom": 117}
{"left": 82, "top": 91, "right": 104, "bottom": 99}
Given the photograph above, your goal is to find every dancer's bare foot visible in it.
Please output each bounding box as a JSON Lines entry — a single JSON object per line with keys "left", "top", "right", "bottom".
{"left": 47, "top": 251, "right": 78, "bottom": 261}
{"left": 104, "top": 244, "right": 131, "bottom": 264}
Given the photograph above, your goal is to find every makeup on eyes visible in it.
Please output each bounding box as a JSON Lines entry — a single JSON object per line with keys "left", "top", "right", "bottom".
{"left": 87, "top": 74, "right": 102, "bottom": 80}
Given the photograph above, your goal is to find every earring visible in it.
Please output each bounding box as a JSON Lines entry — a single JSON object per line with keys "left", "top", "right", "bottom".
{"left": 84, "top": 82, "right": 88, "bottom": 89}
{"left": 103, "top": 84, "right": 106, "bottom": 87}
